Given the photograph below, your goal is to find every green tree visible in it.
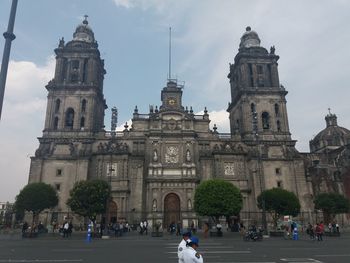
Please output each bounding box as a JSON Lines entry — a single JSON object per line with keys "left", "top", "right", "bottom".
{"left": 15, "top": 182, "right": 58, "bottom": 223}
{"left": 257, "top": 188, "right": 300, "bottom": 228}
{"left": 66, "top": 179, "right": 110, "bottom": 221}
{"left": 314, "top": 193, "right": 350, "bottom": 222}
{"left": 194, "top": 179, "right": 243, "bottom": 222}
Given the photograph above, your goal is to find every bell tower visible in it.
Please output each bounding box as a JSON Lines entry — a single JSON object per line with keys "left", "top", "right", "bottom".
{"left": 227, "top": 27, "right": 291, "bottom": 142}
{"left": 43, "top": 16, "right": 107, "bottom": 136}
{"left": 160, "top": 80, "right": 184, "bottom": 111}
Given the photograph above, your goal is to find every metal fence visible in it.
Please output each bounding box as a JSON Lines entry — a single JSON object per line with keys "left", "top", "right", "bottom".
{"left": 2, "top": 210, "right": 349, "bottom": 232}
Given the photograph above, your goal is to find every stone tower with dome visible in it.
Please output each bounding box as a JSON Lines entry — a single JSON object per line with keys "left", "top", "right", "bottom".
{"left": 28, "top": 20, "right": 349, "bottom": 227}
{"left": 304, "top": 111, "right": 350, "bottom": 199}
{"left": 310, "top": 111, "right": 350, "bottom": 153}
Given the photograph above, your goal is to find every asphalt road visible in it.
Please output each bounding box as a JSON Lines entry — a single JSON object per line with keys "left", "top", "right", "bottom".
{"left": 0, "top": 231, "right": 349, "bottom": 263}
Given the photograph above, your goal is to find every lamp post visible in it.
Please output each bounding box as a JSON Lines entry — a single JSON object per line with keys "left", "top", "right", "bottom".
{"left": 0, "top": 0, "right": 18, "bottom": 120}
{"left": 252, "top": 111, "right": 268, "bottom": 234}
{"left": 102, "top": 159, "right": 114, "bottom": 238}
{"left": 103, "top": 106, "right": 117, "bottom": 236}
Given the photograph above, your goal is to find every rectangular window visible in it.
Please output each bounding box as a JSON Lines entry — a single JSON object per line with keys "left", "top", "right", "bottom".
{"left": 71, "top": 60, "right": 80, "bottom": 70}
{"left": 277, "top": 180, "right": 283, "bottom": 188}
{"left": 55, "top": 183, "right": 61, "bottom": 192}
{"left": 56, "top": 169, "right": 63, "bottom": 177}
{"left": 248, "top": 64, "right": 254, "bottom": 86}
{"left": 257, "top": 65, "right": 263, "bottom": 74}
{"left": 275, "top": 168, "right": 281, "bottom": 175}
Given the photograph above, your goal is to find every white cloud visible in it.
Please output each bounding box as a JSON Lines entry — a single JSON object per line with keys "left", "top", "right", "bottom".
{"left": 195, "top": 109, "right": 230, "bottom": 133}
{"left": 114, "top": 0, "right": 134, "bottom": 9}
{"left": 113, "top": 0, "right": 350, "bottom": 152}
{"left": 113, "top": 0, "right": 176, "bottom": 11}
{"left": 0, "top": 57, "right": 55, "bottom": 202}
{"left": 116, "top": 119, "right": 132, "bottom": 131}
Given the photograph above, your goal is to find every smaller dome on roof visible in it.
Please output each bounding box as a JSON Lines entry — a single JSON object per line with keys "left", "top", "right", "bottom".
{"left": 310, "top": 112, "right": 350, "bottom": 153}
{"left": 239, "top": 26, "right": 261, "bottom": 48}
{"left": 73, "top": 15, "right": 95, "bottom": 43}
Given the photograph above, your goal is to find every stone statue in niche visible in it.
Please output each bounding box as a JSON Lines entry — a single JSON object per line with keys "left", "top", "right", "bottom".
{"left": 186, "top": 149, "right": 191, "bottom": 162}
{"left": 153, "top": 150, "right": 158, "bottom": 162}
{"left": 187, "top": 199, "right": 192, "bottom": 210}
{"left": 152, "top": 199, "right": 157, "bottom": 211}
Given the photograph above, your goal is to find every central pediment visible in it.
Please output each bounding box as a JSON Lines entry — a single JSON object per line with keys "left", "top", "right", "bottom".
{"left": 161, "top": 112, "right": 183, "bottom": 121}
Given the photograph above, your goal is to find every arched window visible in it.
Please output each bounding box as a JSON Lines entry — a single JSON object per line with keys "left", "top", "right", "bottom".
{"left": 262, "top": 112, "right": 270, "bottom": 130}
{"left": 81, "top": 99, "right": 87, "bottom": 113}
{"left": 70, "top": 73, "right": 78, "bottom": 83}
{"left": 277, "top": 120, "right": 281, "bottom": 132}
{"left": 274, "top": 103, "right": 279, "bottom": 116}
{"left": 55, "top": 99, "right": 60, "bottom": 113}
{"left": 250, "top": 103, "right": 256, "bottom": 113}
{"left": 65, "top": 108, "right": 74, "bottom": 129}
{"left": 53, "top": 117, "right": 59, "bottom": 130}
{"left": 80, "top": 117, "right": 85, "bottom": 129}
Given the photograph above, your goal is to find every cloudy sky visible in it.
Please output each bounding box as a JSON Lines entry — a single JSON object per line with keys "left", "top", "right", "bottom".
{"left": 0, "top": 0, "right": 349, "bottom": 202}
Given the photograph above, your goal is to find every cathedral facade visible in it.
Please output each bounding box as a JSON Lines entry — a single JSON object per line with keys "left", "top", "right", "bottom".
{"left": 28, "top": 19, "right": 350, "bottom": 228}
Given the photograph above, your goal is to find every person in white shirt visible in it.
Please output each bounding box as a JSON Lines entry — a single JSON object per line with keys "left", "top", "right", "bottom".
{"left": 177, "top": 231, "right": 191, "bottom": 263}
{"left": 139, "top": 221, "right": 144, "bottom": 235}
{"left": 143, "top": 220, "right": 148, "bottom": 235}
{"left": 183, "top": 236, "right": 203, "bottom": 263}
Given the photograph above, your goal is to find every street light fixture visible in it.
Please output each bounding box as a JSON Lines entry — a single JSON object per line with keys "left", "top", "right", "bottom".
{"left": 252, "top": 111, "right": 268, "bottom": 234}
{"left": 102, "top": 107, "right": 118, "bottom": 237}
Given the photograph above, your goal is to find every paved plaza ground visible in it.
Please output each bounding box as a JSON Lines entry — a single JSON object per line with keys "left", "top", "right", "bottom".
{"left": 0, "top": 230, "right": 349, "bottom": 263}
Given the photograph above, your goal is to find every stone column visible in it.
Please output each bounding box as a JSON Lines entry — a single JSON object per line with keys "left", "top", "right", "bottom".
{"left": 271, "top": 63, "right": 280, "bottom": 87}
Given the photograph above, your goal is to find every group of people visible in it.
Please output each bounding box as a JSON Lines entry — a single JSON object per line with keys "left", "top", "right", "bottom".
{"left": 178, "top": 231, "right": 203, "bottom": 263}
{"left": 170, "top": 221, "right": 197, "bottom": 236}
{"left": 306, "top": 222, "right": 325, "bottom": 241}
{"left": 327, "top": 222, "right": 340, "bottom": 234}
{"left": 21, "top": 221, "right": 47, "bottom": 236}
{"left": 139, "top": 220, "right": 148, "bottom": 235}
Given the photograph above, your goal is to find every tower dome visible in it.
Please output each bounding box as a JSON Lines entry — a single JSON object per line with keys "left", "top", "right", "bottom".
{"left": 310, "top": 112, "right": 350, "bottom": 153}
{"left": 239, "top": 26, "right": 261, "bottom": 48}
{"left": 73, "top": 16, "right": 95, "bottom": 43}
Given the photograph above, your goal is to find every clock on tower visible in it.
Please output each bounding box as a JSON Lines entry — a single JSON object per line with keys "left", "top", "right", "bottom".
{"left": 167, "top": 97, "right": 177, "bottom": 106}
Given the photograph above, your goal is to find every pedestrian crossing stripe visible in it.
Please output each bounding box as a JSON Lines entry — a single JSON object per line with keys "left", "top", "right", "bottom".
{"left": 280, "top": 258, "right": 323, "bottom": 263}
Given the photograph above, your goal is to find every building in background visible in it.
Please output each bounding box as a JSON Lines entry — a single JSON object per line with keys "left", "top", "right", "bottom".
{"left": 0, "top": 202, "right": 14, "bottom": 227}
{"left": 28, "top": 20, "right": 349, "bottom": 228}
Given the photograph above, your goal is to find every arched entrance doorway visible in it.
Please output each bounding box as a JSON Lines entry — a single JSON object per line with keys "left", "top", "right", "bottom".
{"left": 164, "top": 193, "right": 181, "bottom": 230}
{"left": 108, "top": 201, "right": 118, "bottom": 224}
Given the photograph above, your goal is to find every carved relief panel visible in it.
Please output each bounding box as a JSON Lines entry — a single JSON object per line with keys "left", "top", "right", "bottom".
{"left": 106, "top": 162, "right": 118, "bottom": 177}
{"left": 165, "top": 145, "right": 179, "bottom": 164}
{"left": 224, "top": 163, "right": 236, "bottom": 176}
{"left": 223, "top": 159, "right": 245, "bottom": 179}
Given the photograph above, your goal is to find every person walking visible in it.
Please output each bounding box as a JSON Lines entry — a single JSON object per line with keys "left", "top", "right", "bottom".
{"left": 306, "top": 223, "right": 314, "bottom": 240}
{"left": 178, "top": 231, "right": 191, "bottom": 263}
{"left": 63, "top": 221, "right": 69, "bottom": 238}
{"left": 319, "top": 221, "right": 324, "bottom": 241}
{"left": 183, "top": 236, "right": 203, "bottom": 263}
{"left": 176, "top": 221, "right": 182, "bottom": 236}
{"left": 139, "top": 221, "right": 144, "bottom": 235}
{"left": 22, "top": 221, "right": 28, "bottom": 237}
{"left": 68, "top": 221, "right": 73, "bottom": 237}
{"left": 143, "top": 220, "right": 148, "bottom": 235}
{"left": 315, "top": 223, "right": 322, "bottom": 241}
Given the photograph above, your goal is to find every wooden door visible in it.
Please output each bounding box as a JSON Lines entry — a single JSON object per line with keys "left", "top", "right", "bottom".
{"left": 164, "top": 193, "right": 180, "bottom": 230}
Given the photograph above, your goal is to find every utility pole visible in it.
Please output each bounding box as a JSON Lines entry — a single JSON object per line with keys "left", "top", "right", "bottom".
{"left": 102, "top": 107, "right": 118, "bottom": 238}
{"left": 252, "top": 110, "right": 268, "bottom": 234}
{"left": 0, "top": 0, "right": 18, "bottom": 121}
{"left": 111, "top": 106, "right": 118, "bottom": 137}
